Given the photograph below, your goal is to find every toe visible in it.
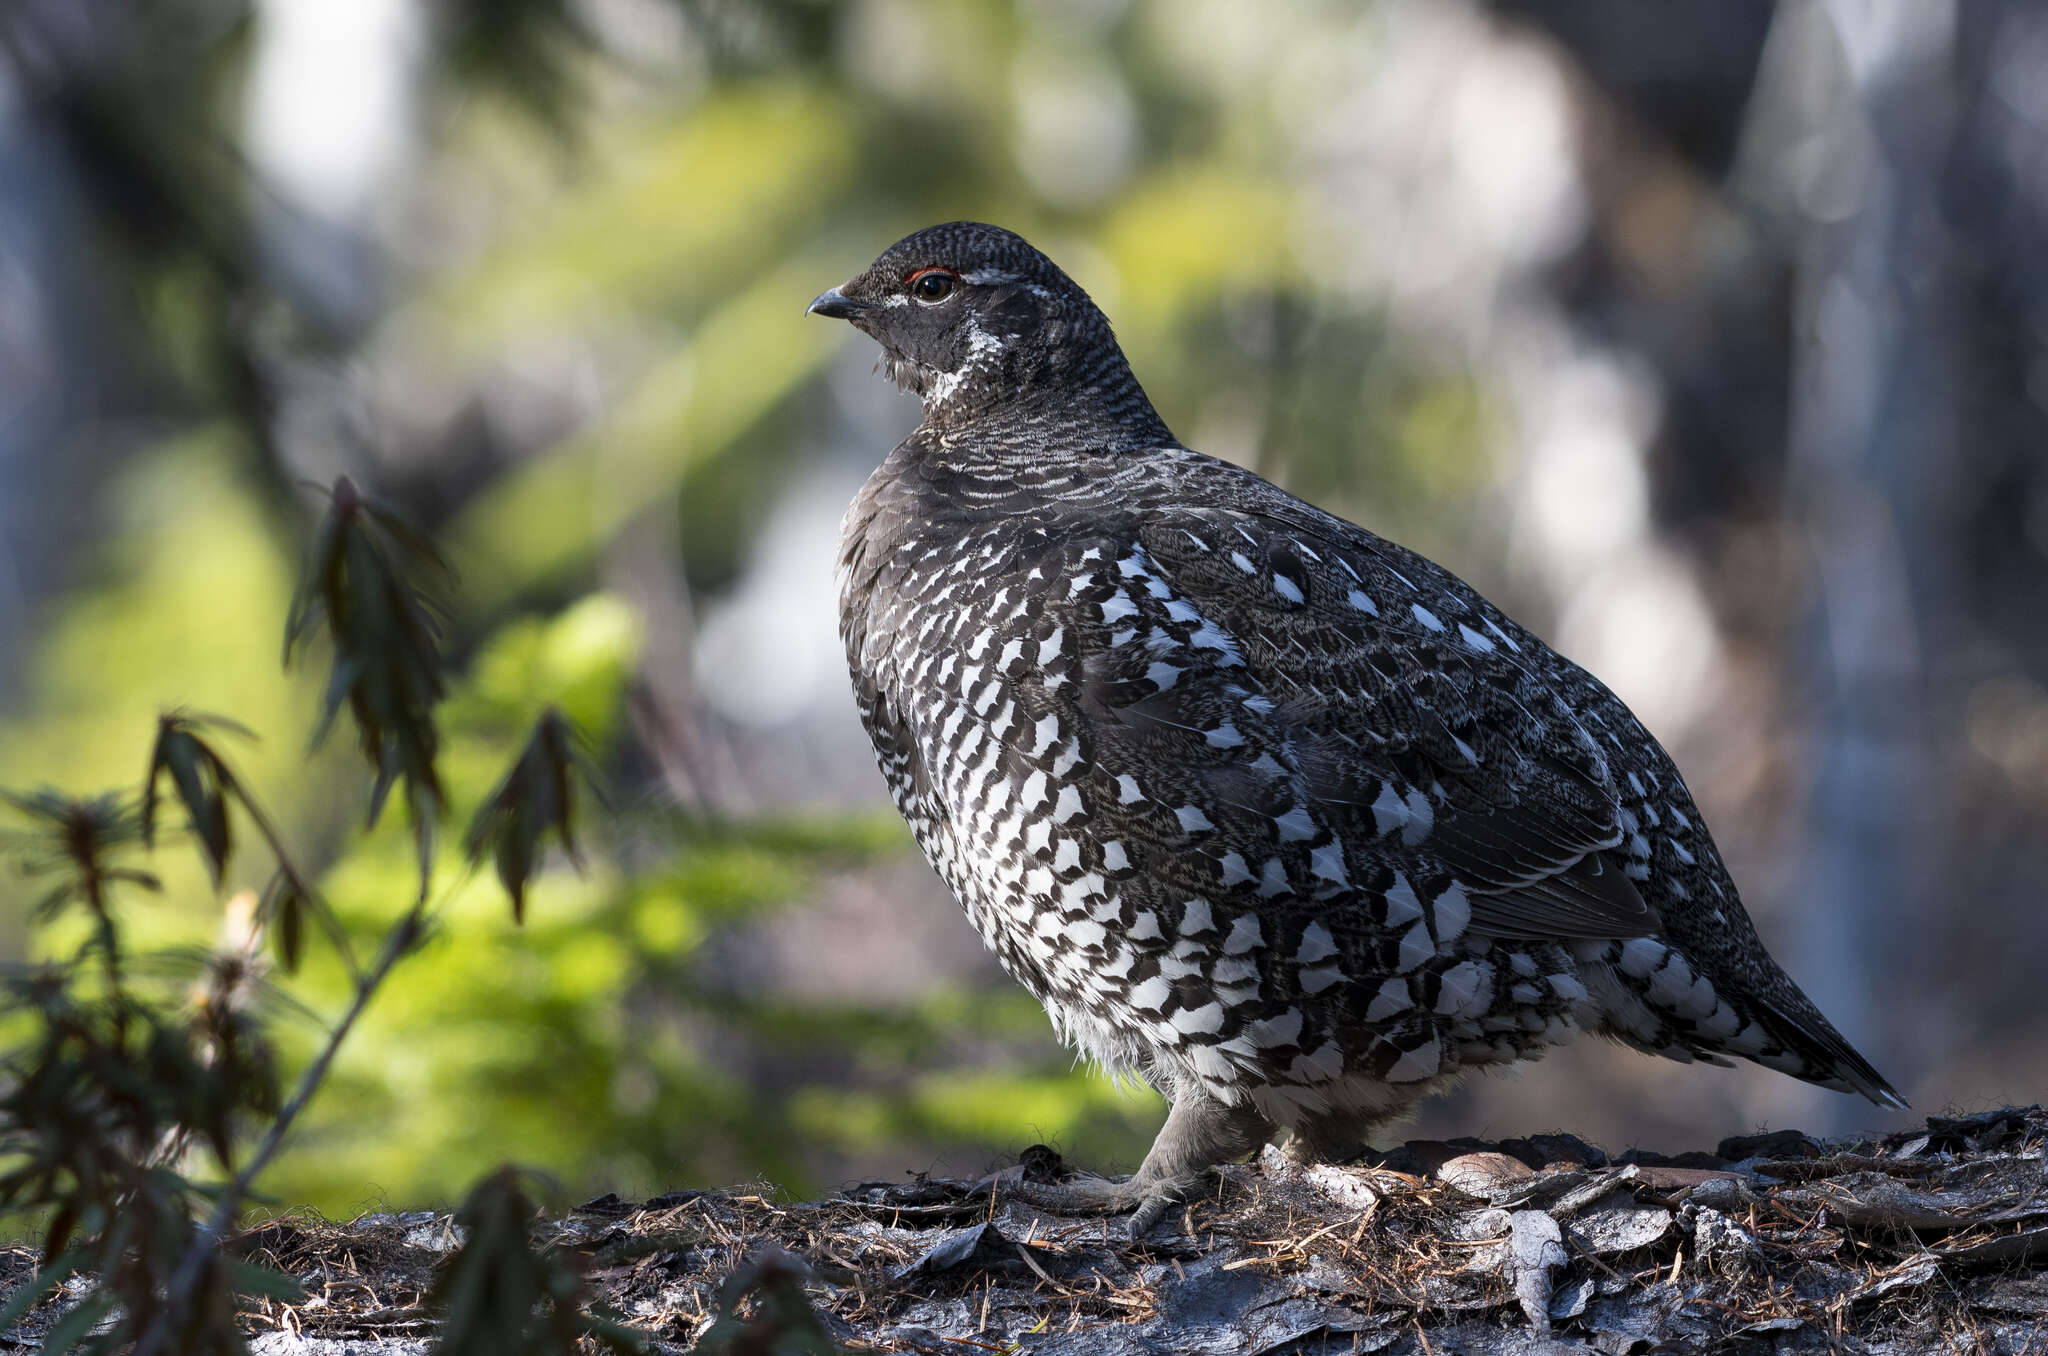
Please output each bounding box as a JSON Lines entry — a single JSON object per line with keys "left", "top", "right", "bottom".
{"left": 1001, "top": 1169, "right": 1213, "bottom": 1237}
{"left": 1003, "top": 1173, "right": 1136, "bottom": 1216}
{"left": 1126, "top": 1192, "right": 1176, "bottom": 1238}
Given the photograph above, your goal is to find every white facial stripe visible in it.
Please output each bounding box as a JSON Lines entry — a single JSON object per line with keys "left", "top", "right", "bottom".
{"left": 965, "top": 322, "right": 1006, "bottom": 357}
{"left": 924, "top": 317, "right": 1010, "bottom": 410}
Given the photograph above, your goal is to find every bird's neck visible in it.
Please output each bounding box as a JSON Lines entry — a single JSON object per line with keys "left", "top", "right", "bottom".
{"left": 920, "top": 343, "right": 1174, "bottom": 456}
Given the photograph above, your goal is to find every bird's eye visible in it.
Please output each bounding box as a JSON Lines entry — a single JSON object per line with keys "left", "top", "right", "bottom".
{"left": 909, "top": 269, "right": 956, "bottom": 303}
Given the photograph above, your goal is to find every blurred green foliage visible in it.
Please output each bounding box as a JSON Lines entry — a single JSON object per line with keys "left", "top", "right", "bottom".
{"left": 2, "top": 0, "right": 1502, "bottom": 1223}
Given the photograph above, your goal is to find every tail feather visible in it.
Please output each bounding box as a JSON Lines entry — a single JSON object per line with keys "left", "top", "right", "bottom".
{"left": 1580, "top": 938, "right": 1907, "bottom": 1109}
{"left": 1754, "top": 995, "right": 1909, "bottom": 1110}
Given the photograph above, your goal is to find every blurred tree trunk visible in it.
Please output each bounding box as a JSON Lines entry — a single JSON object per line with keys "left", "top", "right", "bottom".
{"left": 0, "top": 89, "right": 127, "bottom": 708}
{"left": 1771, "top": 0, "right": 1956, "bottom": 1128}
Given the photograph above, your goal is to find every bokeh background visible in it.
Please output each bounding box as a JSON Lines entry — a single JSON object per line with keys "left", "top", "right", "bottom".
{"left": 2, "top": 0, "right": 2044, "bottom": 1219}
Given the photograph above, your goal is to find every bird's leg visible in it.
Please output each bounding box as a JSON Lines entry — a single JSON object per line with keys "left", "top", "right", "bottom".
{"left": 1276, "top": 1119, "right": 1367, "bottom": 1167}
{"left": 1002, "top": 1094, "right": 1272, "bottom": 1237}
{"left": 1276, "top": 1097, "right": 1420, "bottom": 1167}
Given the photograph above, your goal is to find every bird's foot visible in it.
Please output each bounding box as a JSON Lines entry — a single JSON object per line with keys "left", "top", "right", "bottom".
{"left": 995, "top": 1170, "right": 1201, "bottom": 1239}
{"left": 983, "top": 1095, "right": 1273, "bottom": 1239}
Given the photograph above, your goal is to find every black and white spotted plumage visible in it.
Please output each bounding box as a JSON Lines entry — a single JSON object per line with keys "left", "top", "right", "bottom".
{"left": 813, "top": 223, "right": 1903, "bottom": 1204}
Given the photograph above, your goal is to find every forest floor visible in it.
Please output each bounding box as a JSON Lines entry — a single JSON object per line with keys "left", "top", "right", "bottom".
{"left": 3, "top": 1106, "right": 2044, "bottom": 1354}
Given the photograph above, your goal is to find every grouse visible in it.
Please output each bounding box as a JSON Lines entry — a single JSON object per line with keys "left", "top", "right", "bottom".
{"left": 810, "top": 222, "right": 1903, "bottom": 1232}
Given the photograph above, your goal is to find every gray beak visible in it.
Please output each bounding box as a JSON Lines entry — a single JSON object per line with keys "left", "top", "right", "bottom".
{"left": 806, "top": 286, "right": 865, "bottom": 320}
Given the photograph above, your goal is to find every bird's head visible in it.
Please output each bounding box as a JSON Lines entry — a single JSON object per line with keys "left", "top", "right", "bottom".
{"left": 808, "top": 222, "right": 1161, "bottom": 440}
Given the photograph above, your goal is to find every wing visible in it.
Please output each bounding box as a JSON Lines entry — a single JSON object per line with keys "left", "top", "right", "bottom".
{"left": 1040, "top": 496, "right": 1657, "bottom": 947}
